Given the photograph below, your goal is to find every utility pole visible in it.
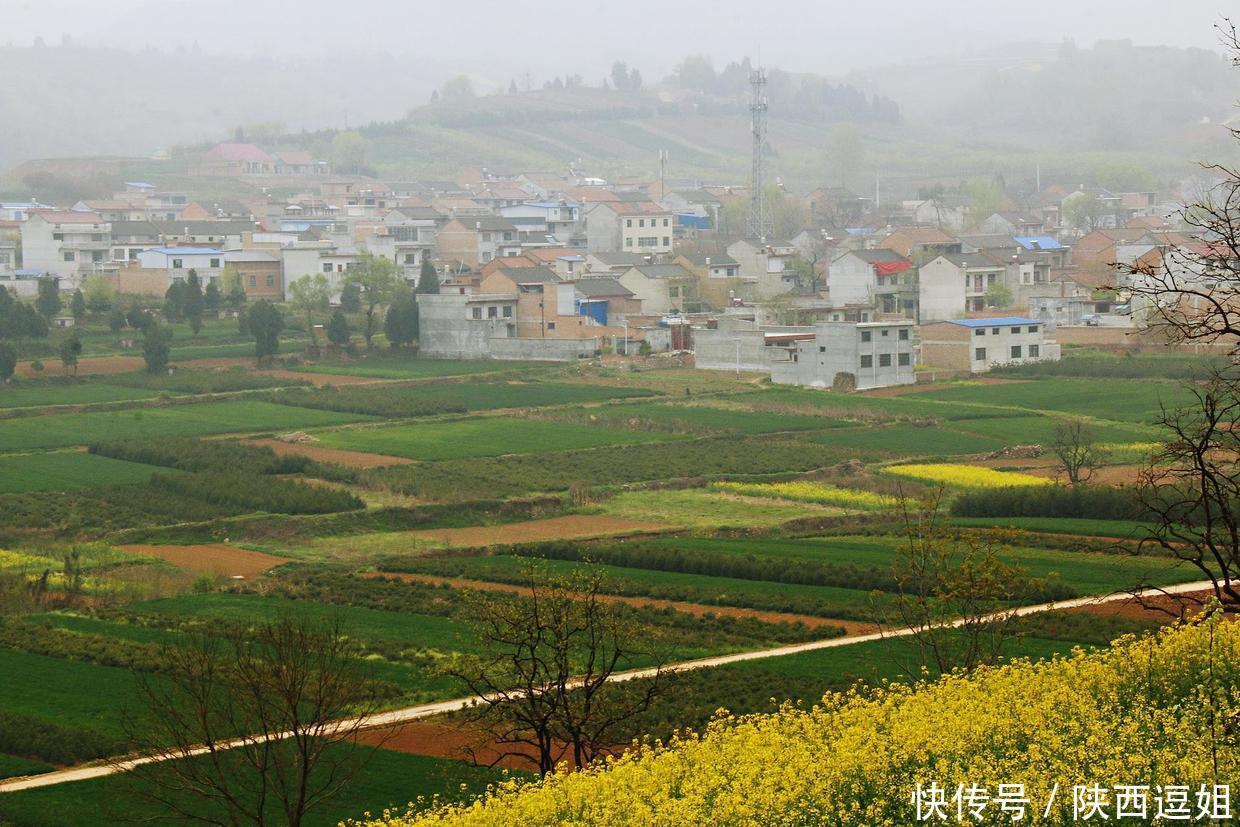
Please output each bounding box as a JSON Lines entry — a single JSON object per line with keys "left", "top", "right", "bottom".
{"left": 659, "top": 150, "right": 668, "bottom": 200}
{"left": 746, "top": 68, "right": 772, "bottom": 241}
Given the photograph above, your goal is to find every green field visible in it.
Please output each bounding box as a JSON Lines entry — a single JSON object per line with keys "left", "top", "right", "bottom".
{"left": 299, "top": 359, "right": 558, "bottom": 380}
{"left": 318, "top": 417, "right": 681, "bottom": 461}
{"left": 945, "top": 414, "right": 1156, "bottom": 444}
{"left": 0, "top": 400, "right": 371, "bottom": 451}
{"left": 0, "top": 749, "right": 510, "bottom": 827}
{"left": 548, "top": 401, "right": 844, "bottom": 435}
{"left": 0, "top": 451, "right": 168, "bottom": 493}
{"left": 915, "top": 379, "right": 1195, "bottom": 424}
{"left": 951, "top": 516, "right": 1155, "bottom": 538}
{"left": 806, "top": 424, "right": 1006, "bottom": 455}
{"left": 587, "top": 488, "right": 846, "bottom": 528}
{"left": 0, "top": 383, "right": 160, "bottom": 409}
{"left": 0, "top": 753, "right": 52, "bottom": 781}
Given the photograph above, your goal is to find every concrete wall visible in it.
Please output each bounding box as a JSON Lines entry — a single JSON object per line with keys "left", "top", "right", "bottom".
{"left": 826, "top": 253, "right": 875, "bottom": 307}
{"left": 772, "top": 322, "right": 915, "bottom": 390}
{"left": 488, "top": 336, "right": 599, "bottom": 361}
{"left": 418, "top": 293, "right": 513, "bottom": 359}
{"left": 693, "top": 326, "right": 773, "bottom": 373}
{"left": 917, "top": 257, "right": 964, "bottom": 322}
{"left": 585, "top": 204, "right": 621, "bottom": 253}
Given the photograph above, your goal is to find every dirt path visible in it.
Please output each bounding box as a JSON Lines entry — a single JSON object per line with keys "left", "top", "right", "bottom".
{"left": 243, "top": 438, "right": 414, "bottom": 469}
{"left": 405, "top": 515, "right": 669, "bottom": 547}
{"left": 0, "top": 579, "right": 1216, "bottom": 794}
{"left": 118, "top": 543, "right": 291, "bottom": 578}
{"left": 369, "top": 571, "right": 870, "bottom": 634}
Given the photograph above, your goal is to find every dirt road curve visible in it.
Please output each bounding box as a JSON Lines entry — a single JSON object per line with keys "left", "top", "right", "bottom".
{"left": 0, "top": 579, "right": 1215, "bottom": 794}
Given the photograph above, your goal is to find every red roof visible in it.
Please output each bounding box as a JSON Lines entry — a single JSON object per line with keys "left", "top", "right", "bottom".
{"left": 204, "top": 143, "right": 274, "bottom": 163}
{"left": 874, "top": 260, "right": 913, "bottom": 276}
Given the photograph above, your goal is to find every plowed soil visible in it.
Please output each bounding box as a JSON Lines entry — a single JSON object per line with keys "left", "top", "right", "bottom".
{"left": 17, "top": 355, "right": 145, "bottom": 377}
{"left": 120, "top": 543, "right": 290, "bottom": 578}
{"left": 369, "top": 571, "right": 872, "bottom": 635}
{"left": 406, "top": 515, "right": 668, "bottom": 547}
{"left": 243, "top": 438, "right": 414, "bottom": 468}
{"left": 357, "top": 721, "right": 598, "bottom": 771}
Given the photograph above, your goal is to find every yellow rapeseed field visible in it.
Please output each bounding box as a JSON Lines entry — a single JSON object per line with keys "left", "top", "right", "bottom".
{"left": 359, "top": 619, "right": 1240, "bottom": 826}
{"left": 884, "top": 463, "right": 1053, "bottom": 488}
{"left": 710, "top": 481, "right": 897, "bottom": 510}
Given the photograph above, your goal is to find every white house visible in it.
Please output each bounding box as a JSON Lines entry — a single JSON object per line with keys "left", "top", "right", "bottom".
{"left": 827, "top": 249, "right": 912, "bottom": 313}
{"left": 920, "top": 317, "right": 1061, "bottom": 373}
{"left": 20, "top": 211, "right": 113, "bottom": 289}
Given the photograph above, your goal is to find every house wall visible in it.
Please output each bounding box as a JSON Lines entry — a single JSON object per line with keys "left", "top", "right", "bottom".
{"left": 418, "top": 292, "right": 516, "bottom": 359}
{"left": 110, "top": 265, "right": 169, "bottom": 296}
{"left": 921, "top": 322, "right": 1059, "bottom": 372}
{"left": 826, "top": 253, "right": 875, "bottom": 307}
{"left": 620, "top": 213, "right": 673, "bottom": 254}
{"left": 234, "top": 260, "right": 282, "bottom": 299}
{"left": 617, "top": 270, "right": 670, "bottom": 316}
{"left": 488, "top": 336, "right": 600, "bottom": 361}
{"left": 917, "top": 258, "right": 965, "bottom": 322}
{"left": 771, "top": 322, "right": 915, "bottom": 390}
{"left": 693, "top": 326, "right": 775, "bottom": 373}
{"left": 585, "top": 204, "right": 621, "bottom": 253}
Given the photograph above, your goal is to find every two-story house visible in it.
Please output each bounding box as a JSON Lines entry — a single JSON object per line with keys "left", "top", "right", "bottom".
{"left": 585, "top": 202, "right": 675, "bottom": 254}
{"left": 920, "top": 317, "right": 1060, "bottom": 372}
{"left": 827, "top": 249, "right": 913, "bottom": 315}
{"left": 918, "top": 252, "right": 1010, "bottom": 321}
{"left": 771, "top": 321, "right": 916, "bottom": 390}
{"left": 616, "top": 263, "right": 702, "bottom": 315}
{"left": 727, "top": 239, "right": 800, "bottom": 298}
{"left": 437, "top": 216, "right": 521, "bottom": 270}
{"left": 20, "top": 211, "right": 112, "bottom": 289}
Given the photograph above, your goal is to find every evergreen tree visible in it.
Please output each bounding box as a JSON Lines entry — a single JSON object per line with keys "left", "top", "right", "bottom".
{"left": 416, "top": 258, "right": 440, "bottom": 294}
{"left": 0, "top": 343, "right": 14, "bottom": 384}
{"left": 69, "top": 289, "right": 86, "bottom": 321}
{"left": 35, "top": 277, "right": 61, "bottom": 319}
{"left": 247, "top": 300, "right": 284, "bottom": 363}
{"left": 184, "top": 270, "right": 205, "bottom": 335}
{"left": 326, "top": 309, "right": 351, "bottom": 348}
{"left": 0, "top": 286, "right": 13, "bottom": 320}
{"left": 58, "top": 331, "right": 82, "bottom": 375}
{"left": 339, "top": 282, "right": 362, "bottom": 313}
{"left": 164, "top": 280, "right": 187, "bottom": 321}
{"left": 203, "top": 280, "right": 222, "bottom": 312}
{"left": 143, "top": 325, "right": 172, "bottom": 373}
{"left": 384, "top": 290, "right": 419, "bottom": 349}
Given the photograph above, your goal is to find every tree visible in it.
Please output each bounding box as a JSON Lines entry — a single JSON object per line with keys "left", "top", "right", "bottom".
{"left": 0, "top": 303, "right": 48, "bottom": 340}
{"left": 220, "top": 265, "right": 247, "bottom": 309}
{"left": 445, "top": 568, "right": 667, "bottom": 775}
{"left": 345, "top": 254, "right": 399, "bottom": 349}
{"left": 69, "top": 289, "right": 86, "bottom": 322}
{"left": 331, "top": 131, "right": 369, "bottom": 174}
{"left": 1051, "top": 418, "right": 1107, "bottom": 486}
{"left": 107, "top": 308, "right": 126, "bottom": 332}
{"left": 1061, "top": 191, "right": 1107, "bottom": 236}
{"left": 983, "top": 282, "right": 1013, "bottom": 310}
{"left": 610, "top": 61, "right": 631, "bottom": 91}
{"left": 287, "top": 274, "right": 331, "bottom": 345}
{"left": 339, "top": 283, "right": 361, "bottom": 313}
{"left": 164, "top": 280, "right": 187, "bottom": 322}
{"left": 886, "top": 496, "right": 1035, "bottom": 675}
{"left": 325, "top": 309, "right": 351, "bottom": 348}
{"left": 142, "top": 325, "right": 172, "bottom": 373}
{"left": 247, "top": 300, "right": 284, "bottom": 364}
{"left": 203, "top": 280, "right": 222, "bottom": 313}
{"left": 440, "top": 75, "right": 475, "bottom": 101}
{"left": 383, "top": 289, "right": 419, "bottom": 350}
{"left": 964, "top": 177, "right": 1010, "bottom": 228}
{"left": 828, "top": 124, "right": 864, "bottom": 188}
{"left": 0, "top": 343, "right": 14, "bottom": 384}
{"left": 184, "top": 270, "right": 205, "bottom": 335}
{"left": 35, "top": 277, "right": 61, "bottom": 319}
{"left": 415, "top": 258, "right": 440, "bottom": 294}
{"left": 628, "top": 68, "right": 642, "bottom": 90}
{"left": 123, "top": 616, "right": 381, "bottom": 827}
{"left": 58, "top": 331, "right": 81, "bottom": 375}
{"left": 0, "top": 286, "right": 12, "bottom": 320}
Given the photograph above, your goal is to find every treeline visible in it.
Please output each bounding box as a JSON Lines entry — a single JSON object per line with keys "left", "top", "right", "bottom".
{"left": 992, "top": 354, "right": 1229, "bottom": 381}
{"left": 153, "top": 471, "right": 362, "bottom": 515}
{"left": 91, "top": 437, "right": 312, "bottom": 475}
{"left": 271, "top": 387, "right": 466, "bottom": 419}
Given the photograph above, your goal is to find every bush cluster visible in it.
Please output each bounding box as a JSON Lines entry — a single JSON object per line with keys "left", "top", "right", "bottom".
{"left": 951, "top": 484, "right": 1146, "bottom": 520}
{"left": 91, "top": 437, "right": 312, "bottom": 475}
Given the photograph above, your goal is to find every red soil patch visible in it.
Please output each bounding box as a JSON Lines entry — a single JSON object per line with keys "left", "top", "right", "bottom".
{"left": 1025, "top": 463, "right": 1146, "bottom": 486}
{"left": 119, "top": 543, "right": 291, "bottom": 578}
{"left": 16, "top": 355, "right": 145, "bottom": 378}
{"left": 243, "top": 438, "right": 413, "bottom": 469}
{"left": 370, "top": 572, "right": 871, "bottom": 635}
{"left": 1065, "top": 589, "right": 1216, "bottom": 624}
{"left": 407, "top": 515, "right": 669, "bottom": 547}
{"left": 357, "top": 721, "right": 601, "bottom": 771}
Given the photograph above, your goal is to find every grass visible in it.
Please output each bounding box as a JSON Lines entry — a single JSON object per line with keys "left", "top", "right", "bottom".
{"left": 915, "top": 379, "right": 1196, "bottom": 424}
{"left": 0, "top": 753, "right": 52, "bottom": 781}
{"left": 946, "top": 414, "right": 1156, "bottom": 445}
{"left": 0, "top": 648, "right": 151, "bottom": 740}
{"left": 0, "top": 451, "right": 170, "bottom": 493}
{"left": 0, "top": 382, "right": 160, "bottom": 409}
{"left": 0, "top": 748, "right": 512, "bottom": 827}
{"left": 549, "top": 401, "right": 844, "bottom": 435}
{"left": 299, "top": 358, "right": 558, "bottom": 380}
{"left": 951, "top": 516, "right": 1155, "bottom": 538}
{"left": 0, "top": 400, "right": 371, "bottom": 451}
{"left": 806, "top": 424, "right": 1007, "bottom": 455}
{"left": 585, "top": 488, "right": 846, "bottom": 529}
{"left": 318, "top": 417, "right": 681, "bottom": 461}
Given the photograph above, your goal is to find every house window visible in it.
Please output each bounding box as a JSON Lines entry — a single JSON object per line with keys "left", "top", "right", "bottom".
{"left": 547, "top": 322, "right": 556, "bottom": 330}
{"left": 626, "top": 219, "right": 632, "bottom": 228}
{"left": 638, "top": 237, "right": 658, "bottom": 247}
{"left": 859, "top": 355, "right": 873, "bottom": 368}
{"left": 663, "top": 237, "right": 670, "bottom": 246}
{"left": 487, "top": 306, "right": 498, "bottom": 318}
{"left": 899, "top": 328, "right": 909, "bottom": 340}
{"left": 898, "top": 353, "right": 910, "bottom": 366}
{"left": 975, "top": 347, "right": 987, "bottom": 361}
{"left": 860, "top": 330, "right": 871, "bottom": 343}
{"left": 266, "top": 275, "right": 274, "bottom": 287}
{"left": 663, "top": 218, "right": 669, "bottom": 227}
{"left": 472, "top": 307, "right": 482, "bottom": 319}
{"left": 405, "top": 254, "right": 416, "bottom": 264}
{"left": 1011, "top": 326, "right": 1021, "bottom": 334}
{"left": 819, "top": 346, "right": 826, "bottom": 353}
{"left": 879, "top": 353, "right": 892, "bottom": 367}
{"left": 92, "top": 251, "right": 104, "bottom": 262}
{"left": 502, "top": 306, "right": 512, "bottom": 318}
{"left": 1029, "top": 344, "right": 1040, "bottom": 357}
{"left": 172, "top": 259, "right": 183, "bottom": 269}
{"left": 53, "top": 233, "right": 63, "bottom": 241}
{"left": 211, "top": 258, "right": 220, "bottom": 268}
{"left": 63, "top": 251, "right": 75, "bottom": 262}
{"left": 975, "top": 329, "right": 985, "bottom": 337}
{"left": 881, "top": 329, "right": 889, "bottom": 337}
{"left": 625, "top": 238, "right": 633, "bottom": 247}
{"left": 1011, "top": 345, "right": 1023, "bottom": 359}
{"left": 991, "top": 328, "right": 999, "bottom": 335}
{"left": 248, "top": 275, "right": 257, "bottom": 287}
{"left": 639, "top": 219, "right": 645, "bottom": 228}
{"left": 669, "top": 286, "right": 681, "bottom": 298}
{"left": 482, "top": 252, "right": 493, "bottom": 263}
{"left": 323, "top": 263, "right": 332, "bottom": 273}
{"left": 1027, "top": 325, "right": 1038, "bottom": 333}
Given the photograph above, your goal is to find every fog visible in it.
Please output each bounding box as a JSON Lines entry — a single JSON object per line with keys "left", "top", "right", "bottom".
{"left": 6, "top": 0, "right": 1231, "bottom": 82}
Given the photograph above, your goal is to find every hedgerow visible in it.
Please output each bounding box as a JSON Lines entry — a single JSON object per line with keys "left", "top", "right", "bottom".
{"left": 90, "top": 437, "right": 313, "bottom": 475}
{"left": 951, "top": 484, "right": 1146, "bottom": 520}
{"left": 152, "top": 471, "right": 363, "bottom": 515}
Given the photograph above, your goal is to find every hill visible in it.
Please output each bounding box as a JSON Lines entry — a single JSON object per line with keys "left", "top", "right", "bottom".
{"left": 363, "top": 618, "right": 1238, "bottom": 826}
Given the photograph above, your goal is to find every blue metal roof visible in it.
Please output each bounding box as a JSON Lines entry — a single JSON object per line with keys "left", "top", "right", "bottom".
{"left": 845, "top": 227, "right": 878, "bottom": 235}
{"left": 1013, "top": 235, "right": 1066, "bottom": 251}
{"left": 948, "top": 317, "right": 1040, "bottom": 328}
{"left": 144, "top": 247, "right": 224, "bottom": 256}
{"left": 14, "top": 269, "right": 46, "bottom": 277}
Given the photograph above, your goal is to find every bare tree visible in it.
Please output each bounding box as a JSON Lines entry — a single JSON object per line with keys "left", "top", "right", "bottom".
{"left": 446, "top": 568, "right": 666, "bottom": 776}
{"left": 1051, "top": 417, "right": 1108, "bottom": 486}
{"left": 1116, "top": 20, "right": 1240, "bottom": 350}
{"left": 1138, "top": 372, "right": 1240, "bottom": 614}
{"left": 886, "top": 494, "right": 1031, "bottom": 676}
{"left": 122, "top": 616, "right": 382, "bottom": 826}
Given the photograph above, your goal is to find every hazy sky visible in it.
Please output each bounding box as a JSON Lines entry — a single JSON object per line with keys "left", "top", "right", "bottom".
{"left": 5, "top": 0, "right": 1231, "bottom": 81}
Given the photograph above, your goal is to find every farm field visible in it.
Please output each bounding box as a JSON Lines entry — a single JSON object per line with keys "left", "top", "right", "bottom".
{"left": 0, "top": 348, "right": 1217, "bottom": 824}
{"left": 0, "top": 400, "right": 372, "bottom": 451}
{"left": 0, "top": 451, "right": 168, "bottom": 493}
{"left": 316, "top": 416, "right": 682, "bottom": 461}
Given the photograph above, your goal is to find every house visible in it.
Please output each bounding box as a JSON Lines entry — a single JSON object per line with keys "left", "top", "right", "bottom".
{"left": 726, "top": 239, "right": 800, "bottom": 298}
{"left": 693, "top": 318, "right": 815, "bottom": 374}
{"left": 0, "top": 242, "right": 15, "bottom": 274}
{"left": 616, "top": 264, "right": 702, "bottom": 315}
{"left": 574, "top": 277, "right": 641, "bottom": 320}
{"left": 72, "top": 198, "right": 146, "bottom": 223}
{"left": 874, "top": 227, "right": 961, "bottom": 261}
{"left": 274, "top": 151, "right": 328, "bottom": 176}
{"left": 917, "top": 252, "right": 1010, "bottom": 321}
{"left": 437, "top": 216, "right": 521, "bottom": 270}
{"left": 192, "top": 143, "right": 277, "bottom": 176}
{"left": 0, "top": 201, "right": 52, "bottom": 222}
{"left": 20, "top": 211, "right": 112, "bottom": 289}
{"left": 771, "top": 321, "right": 916, "bottom": 390}
{"left": 500, "top": 201, "right": 582, "bottom": 244}
{"left": 380, "top": 207, "right": 442, "bottom": 278}
{"left": 826, "top": 249, "right": 912, "bottom": 313}
{"left": 1072, "top": 228, "right": 1153, "bottom": 268}
{"left": 673, "top": 252, "right": 742, "bottom": 309}
{"left": 225, "top": 251, "right": 283, "bottom": 299}
{"left": 658, "top": 190, "right": 721, "bottom": 225}
{"left": 585, "top": 251, "right": 650, "bottom": 274}
{"left": 920, "top": 317, "right": 1060, "bottom": 373}
{"left": 584, "top": 202, "right": 675, "bottom": 254}
{"left": 477, "top": 267, "right": 624, "bottom": 342}
{"left": 909, "top": 196, "right": 970, "bottom": 232}
{"left": 971, "top": 212, "right": 1045, "bottom": 237}
{"left": 417, "top": 287, "right": 603, "bottom": 361}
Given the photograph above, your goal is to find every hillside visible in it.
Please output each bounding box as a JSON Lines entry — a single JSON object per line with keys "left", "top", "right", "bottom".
{"left": 364, "top": 618, "right": 1239, "bottom": 826}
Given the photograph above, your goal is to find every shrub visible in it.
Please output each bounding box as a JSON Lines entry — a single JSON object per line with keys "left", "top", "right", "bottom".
{"left": 951, "top": 484, "right": 1146, "bottom": 520}
{"left": 90, "top": 437, "right": 312, "bottom": 475}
